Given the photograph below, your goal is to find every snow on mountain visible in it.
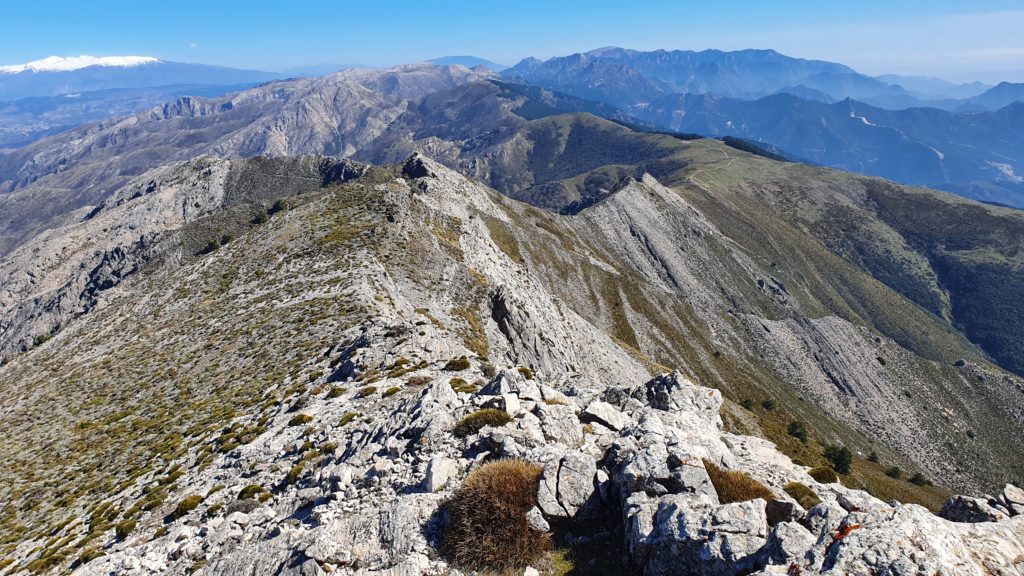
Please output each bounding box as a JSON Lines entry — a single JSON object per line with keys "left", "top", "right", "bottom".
{"left": 0, "top": 55, "right": 160, "bottom": 74}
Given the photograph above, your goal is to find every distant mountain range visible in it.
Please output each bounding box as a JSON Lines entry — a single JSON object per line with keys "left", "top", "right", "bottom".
{"left": 501, "top": 48, "right": 1024, "bottom": 206}
{"left": 429, "top": 55, "right": 506, "bottom": 71}
{"left": 0, "top": 56, "right": 281, "bottom": 100}
{"left": 501, "top": 47, "right": 1017, "bottom": 112}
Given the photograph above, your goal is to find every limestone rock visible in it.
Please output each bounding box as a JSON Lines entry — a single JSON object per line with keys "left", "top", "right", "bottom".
{"left": 581, "top": 400, "right": 630, "bottom": 431}
{"left": 938, "top": 495, "right": 1008, "bottom": 523}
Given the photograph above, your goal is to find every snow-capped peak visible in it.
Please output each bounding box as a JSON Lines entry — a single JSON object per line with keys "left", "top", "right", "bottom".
{"left": 0, "top": 55, "right": 160, "bottom": 74}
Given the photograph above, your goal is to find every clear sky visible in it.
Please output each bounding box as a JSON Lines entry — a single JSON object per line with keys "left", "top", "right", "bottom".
{"left": 2, "top": 0, "right": 1022, "bottom": 81}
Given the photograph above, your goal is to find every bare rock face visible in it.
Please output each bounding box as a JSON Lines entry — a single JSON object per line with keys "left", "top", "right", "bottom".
{"left": 938, "top": 495, "right": 1010, "bottom": 523}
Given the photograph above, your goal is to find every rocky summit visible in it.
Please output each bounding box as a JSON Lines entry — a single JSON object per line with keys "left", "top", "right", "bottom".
{"left": 0, "top": 151, "right": 1022, "bottom": 575}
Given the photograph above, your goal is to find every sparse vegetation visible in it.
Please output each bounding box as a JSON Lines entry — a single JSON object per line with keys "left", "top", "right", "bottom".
{"left": 381, "top": 386, "right": 401, "bottom": 398}
{"left": 517, "top": 366, "right": 535, "bottom": 380}
{"left": 703, "top": 459, "right": 774, "bottom": 503}
{"left": 115, "top": 519, "right": 136, "bottom": 541}
{"left": 787, "top": 421, "right": 808, "bottom": 443}
{"left": 171, "top": 495, "right": 204, "bottom": 520}
{"left": 454, "top": 409, "right": 512, "bottom": 438}
{"left": 443, "top": 356, "right": 471, "bottom": 371}
{"left": 808, "top": 466, "right": 839, "bottom": 484}
{"left": 288, "top": 414, "right": 313, "bottom": 427}
{"left": 824, "top": 445, "right": 852, "bottom": 474}
{"left": 783, "top": 482, "right": 822, "bottom": 509}
{"left": 237, "top": 484, "right": 264, "bottom": 501}
{"left": 356, "top": 386, "right": 378, "bottom": 398}
{"left": 440, "top": 459, "right": 548, "bottom": 570}
{"left": 338, "top": 412, "right": 359, "bottom": 427}
{"left": 325, "top": 386, "right": 346, "bottom": 399}
{"left": 449, "top": 378, "right": 477, "bottom": 394}
{"left": 886, "top": 467, "right": 903, "bottom": 479}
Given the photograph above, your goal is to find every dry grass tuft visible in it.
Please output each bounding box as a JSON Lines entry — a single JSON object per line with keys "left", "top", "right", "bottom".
{"left": 808, "top": 466, "right": 839, "bottom": 484}
{"left": 783, "top": 482, "right": 822, "bottom": 509}
{"left": 703, "top": 459, "right": 775, "bottom": 503}
{"left": 441, "top": 459, "right": 549, "bottom": 570}
{"left": 454, "top": 409, "right": 512, "bottom": 438}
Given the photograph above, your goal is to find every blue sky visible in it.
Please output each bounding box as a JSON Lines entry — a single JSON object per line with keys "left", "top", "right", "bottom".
{"left": 2, "top": 0, "right": 1023, "bottom": 81}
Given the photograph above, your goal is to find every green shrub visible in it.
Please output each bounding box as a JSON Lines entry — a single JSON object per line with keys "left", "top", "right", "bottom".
{"left": 868, "top": 451, "right": 880, "bottom": 463}
{"left": 382, "top": 386, "right": 401, "bottom": 398}
{"left": 443, "top": 356, "right": 471, "bottom": 371}
{"left": 449, "top": 378, "right": 477, "bottom": 394}
{"left": 703, "top": 459, "right": 774, "bottom": 503}
{"left": 783, "top": 482, "right": 822, "bottom": 509}
{"left": 909, "top": 472, "right": 931, "bottom": 486}
{"left": 338, "top": 412, "right": 359, "bottom": 426}
{"left": 325, "top": 386, "right": 346, "bottom": 399}
{"left": 517, "top": 366, "right": 535, "bottom": 380}
{"left": 288, "top": 414, "right": 313, "bottom": 427}
{"left": 787, "top": 421, "right": 808, "bottom": 443}
{"left": 171, "top": 495, "right": 204, "bottom": 520}
{"left": 886, "top": 467, "right": 903, "bottom": 479}
{"left": 115, "top": 519, "right": 136, "bottom": 540}
{"left": 824, "top": 445, "right": 852, "bottom": 474}
{"left": 237, "top": 484, "right": 264, "bottom": 500}
{"left": 407, "top": 375, "right": 433, "bottom": 386}
{"left": 739, "top": 399, "right": 754, "bottom": 411}
{"left": 285, "top": 463, "right": 304, "bottom": 485}
{"left": 761, "top": 399, "right": 776, "bottom": 411}
{"left": 808, "top": 466, "right": 838, "bottom": 484}
{"left": 78, "top": 547, "right": 105, "bottom": 565}
{"left": 454, "top": 409, "right": 512, "bottom": 438}
{"left": 440, "top": 459, "right": 548, "bottom": 570}
{"left": 356, "top": 386, "right": 377, "bottom": 398}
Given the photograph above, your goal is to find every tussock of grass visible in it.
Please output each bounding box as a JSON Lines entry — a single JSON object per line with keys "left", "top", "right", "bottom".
{"left": 808, "top": 466, "right": 839, "bottom": 484}
{"left": 441, "top": 459, "right": 548, "bottom": 570}
{"left": 171, "top": 495, "right": 203, "bottom": 520}
{"left": 454, "top": 409, "right": 512, "bottom": 438}
{"left": 783, "top": 482, "right": 821, "bottom": 509}
{"left": 703, "top": 459, "right": 774, "bottom": 503}
{"left": 443, "top": 356, "right": 471, "bottom": 371}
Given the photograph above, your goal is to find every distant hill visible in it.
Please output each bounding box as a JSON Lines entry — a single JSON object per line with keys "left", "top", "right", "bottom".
{"left": 429, "top": 55, "right": 506, "bottom": 71}
{"left": 956, "top": 82, "right": 1024, "bottom": 112}
{"left": 0, "top": 56, "right": 281, "bottom": 100}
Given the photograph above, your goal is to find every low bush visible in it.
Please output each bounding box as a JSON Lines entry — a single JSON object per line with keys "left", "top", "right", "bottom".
{"left": 739, "top": 399, "right": 754, "bottom": 411}
{"left": 703, "top": 459, "right": 774, "bottom": 503}
{"left": 454, "top": 409, "right": 512, "bottom": 438}
{"left": 237, "top": 484, "right": 264, "bottom": 501}
{"left": 517, "top": 366, "right": 535, "bottom": 380}
{"left": 909, "top": 472, "right": 931, "bottom": 486}
{"left": 449, "top": 378, "right": 477, "bottom": 394}
{"left": 356, "top": 386, "right": 377, "bottom": 398}
{"left": 115, "top": 519, "right": 136, "bottom": 540}
{"left": 381, "top": 386, "right": 401, "bottom": 398}
{"left": 886, "top": 467, "right": 903, "bottom": 479}
{"left": 171, "top": 495, "right": 204, "bottom": 520}
{"left": 787, "top": 421, "right": 808, "bottom": 443}
{"left": 808, "top": 466, "right": 838, "bottom": 484}
{"left": 824, "top": 445, "right": 852, "bottom": 474}
{"left": 288, "top": 414, "right": 313, "bottom": 427}
{"left": 440, "top": 459, "right": 548, "bottom": 570}
{"left": 783, "top": 482, "right": 822, "bottom": 509}
{"left": 443, "top": 356, "right": 471, "bottom": 371}
{"left": 868, "top": 451, "right": 880, "bottom": 463}
{"left": 407, "top": 375, "right": 433, "bottom": 386}
{"left": 325, "top": 386, "right": 346, "bottom": 399}
{"left": 761, "top": 399, "right": 776, "bottom": 411}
